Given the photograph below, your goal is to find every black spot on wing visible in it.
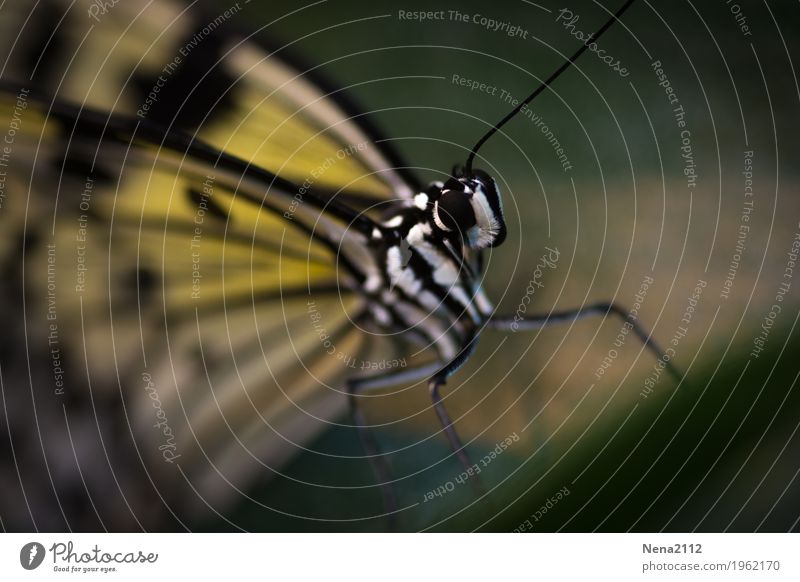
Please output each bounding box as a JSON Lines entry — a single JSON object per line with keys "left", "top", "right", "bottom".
{"left": 16, "top": 0, "right": 67, "bottom": 85}
{"left": 132, "top": 20, "right": 236, "bottom": 130}
{"left": 49, "top": 111, "right": 119, "bottom": 188}
{"left": 0, "top": 230, "right": 34, "bottom": 297}
{"left": 120, "top": 266, "right": 158, "bottom": 307}
{"left": 56, "top": 154, "right": 112, "bottom": 185}
{"left": 188, "top": 188, "right": 230, "bottom": 222}
{"left": 137, "top": 267, "right": 157, "bottom": 297}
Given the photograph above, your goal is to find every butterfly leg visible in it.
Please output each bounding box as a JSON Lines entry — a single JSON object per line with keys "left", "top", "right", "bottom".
{"left": 426, "top": 333, "right": 487, "bottom": 494}
{"left": 346, "top": 362, "right": 442, "bottom": 516}
{"left": 428, "top": 378, "right": 486, "bottom": 496}
{"left": 488, "top": 302, "right": 683, "bottom": 382}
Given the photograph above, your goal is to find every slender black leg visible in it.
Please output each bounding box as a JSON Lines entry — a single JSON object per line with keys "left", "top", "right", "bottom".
{"left": 346, "top": 379, "right": 397, "bottom": 517}
{"left": 429, "top": 377, "right": 487, "bottom": 496}
{"left": 346, "top": 362, "right": 442, "bottom": 519}
{"left": 426, "top": 333, "right": 487, "bottom": 494}
{"left": 349, "top": 333, "right": 491, "bottom": 502}
{"left": 429, "top": 378, "right": 473, "bottom": 473}
{"left": 489, "top": 302, "right": 683, "bottom": 383}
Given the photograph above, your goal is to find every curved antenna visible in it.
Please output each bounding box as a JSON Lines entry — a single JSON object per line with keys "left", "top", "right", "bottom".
{"left": 464, "top": 0, "right": 636, "bottom": 174}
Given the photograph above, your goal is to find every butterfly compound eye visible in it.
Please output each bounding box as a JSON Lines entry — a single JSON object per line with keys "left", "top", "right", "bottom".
{"left": 434, "top": 189, "right": 477, "bottom": 234}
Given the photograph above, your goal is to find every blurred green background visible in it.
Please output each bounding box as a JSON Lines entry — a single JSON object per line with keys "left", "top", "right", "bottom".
{"left": 193, "top": 0, "right": 800, "bottom": 531}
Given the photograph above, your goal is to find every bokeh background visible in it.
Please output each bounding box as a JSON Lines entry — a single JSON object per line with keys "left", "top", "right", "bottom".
{"left": 2, "top": 0, "right": 799, "bottom": 532}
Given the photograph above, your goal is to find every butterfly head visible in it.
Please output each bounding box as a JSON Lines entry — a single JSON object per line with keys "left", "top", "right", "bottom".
{"left": 429, "top": 169, "right": 506, "bottom": 249}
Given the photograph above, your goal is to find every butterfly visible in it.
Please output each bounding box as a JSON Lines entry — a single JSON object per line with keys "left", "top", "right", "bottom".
{"left": 0, "top": 0, "right": 678, "bottom": 529}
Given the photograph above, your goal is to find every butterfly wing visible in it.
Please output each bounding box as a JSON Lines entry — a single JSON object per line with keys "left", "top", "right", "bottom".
{"left": 0, "top": 0, "right": 420, "bottom": 204}
{"left": 0, "top": 0, "right": 422, "bottom": 528}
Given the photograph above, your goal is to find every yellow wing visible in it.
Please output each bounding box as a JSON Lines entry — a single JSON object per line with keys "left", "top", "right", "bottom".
{"left": 0, "top": 0, "right": 420, "bottom": 527}
{"left": 0, "top": 86, "right": 393, "bottom": 516}
{"left": 0, "top": 0, "right": 419, "bottom": 204}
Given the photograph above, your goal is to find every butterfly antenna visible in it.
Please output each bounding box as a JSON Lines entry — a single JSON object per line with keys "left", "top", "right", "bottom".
{"left": 464, "top": 0, "right": 636, "bottom": 174}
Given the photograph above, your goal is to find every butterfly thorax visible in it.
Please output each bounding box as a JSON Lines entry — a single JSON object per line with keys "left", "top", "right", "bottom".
{"left": 359, "top": 173, "right": 506, "bottom": 360}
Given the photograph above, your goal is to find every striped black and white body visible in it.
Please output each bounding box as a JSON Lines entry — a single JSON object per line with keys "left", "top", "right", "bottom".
{"left": 352, "top": 172, "right": 506, "bottom": 364}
